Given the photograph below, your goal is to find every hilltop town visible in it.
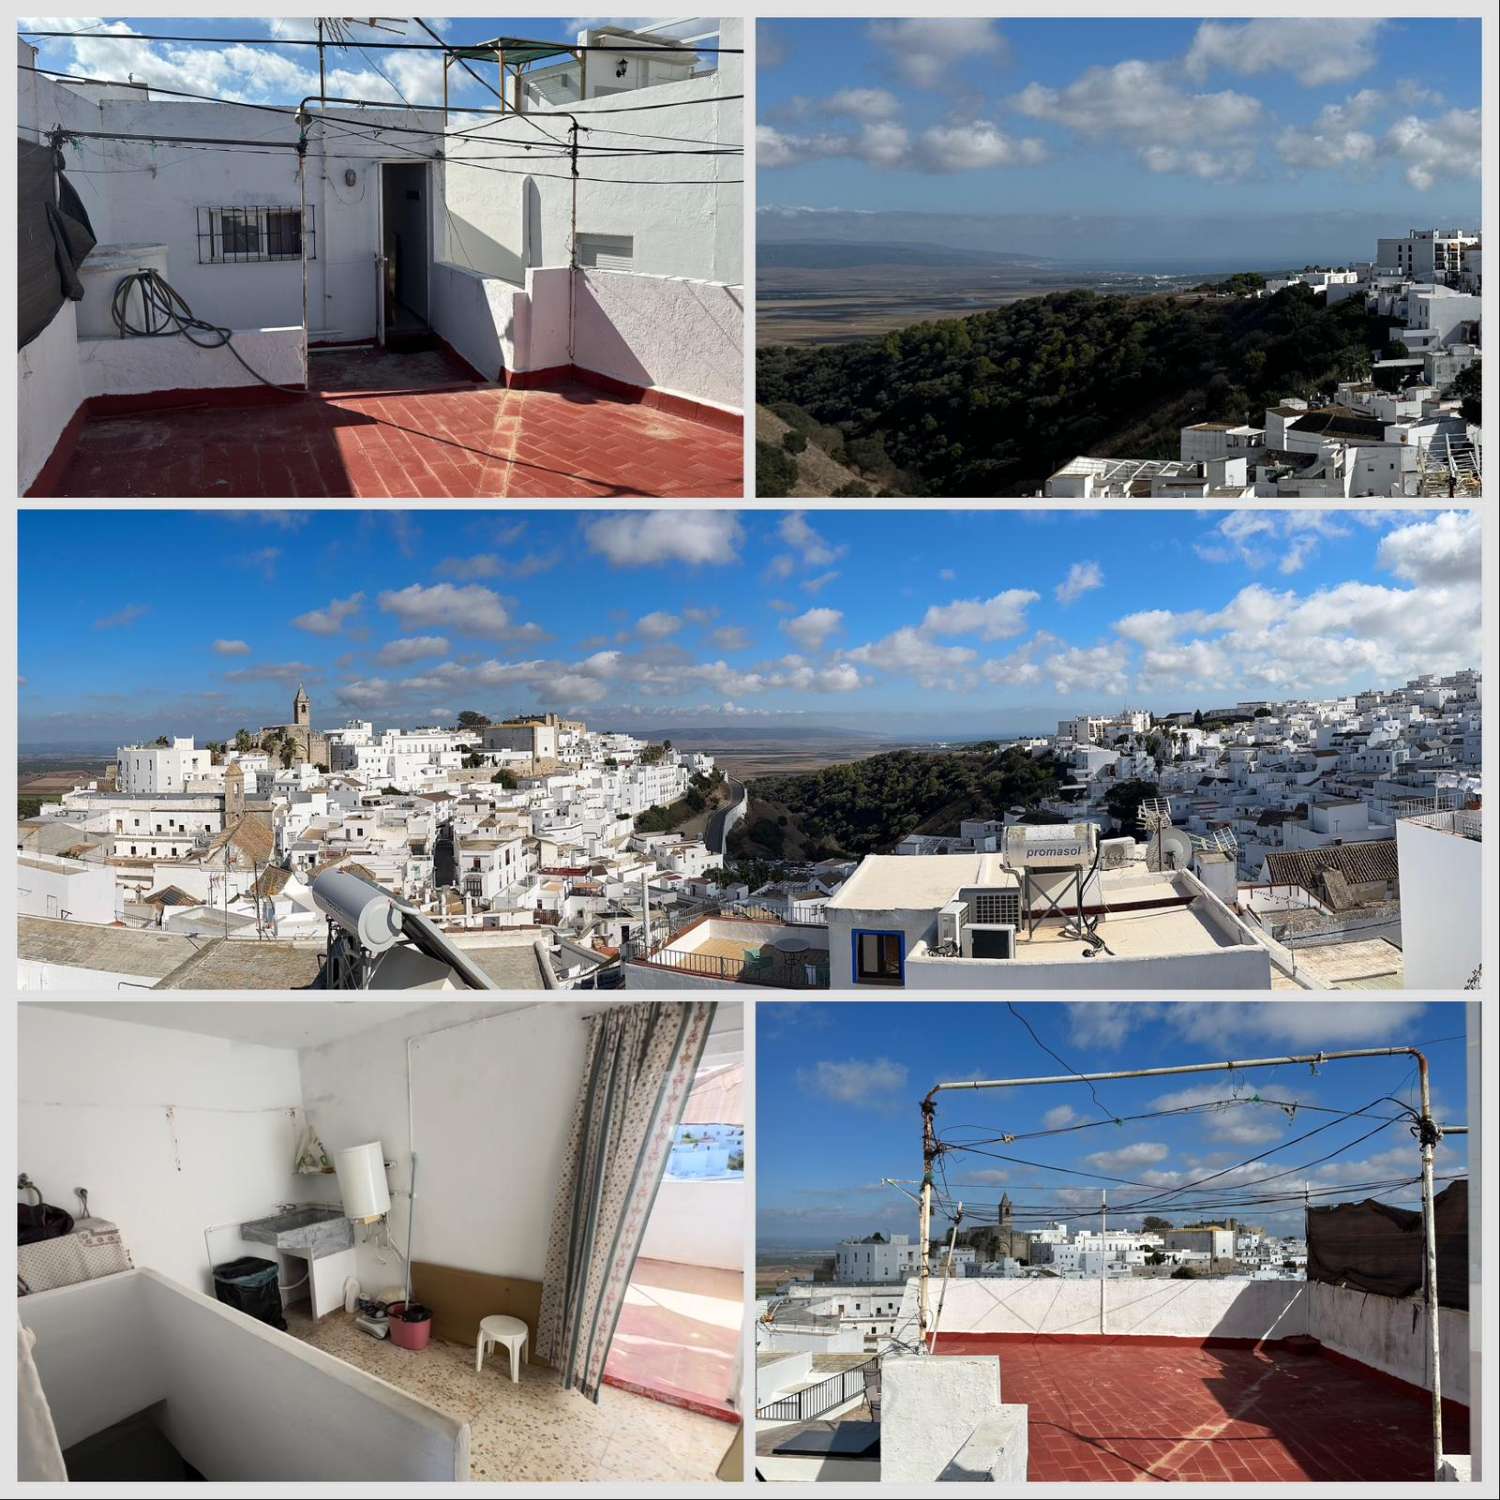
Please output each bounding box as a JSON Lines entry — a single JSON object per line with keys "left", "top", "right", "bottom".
{"left": 16, "top": 668, "right": 1480, "bottom": 993}
{"left": 1046, "top": 229, "right": 1483, "bottom": 498}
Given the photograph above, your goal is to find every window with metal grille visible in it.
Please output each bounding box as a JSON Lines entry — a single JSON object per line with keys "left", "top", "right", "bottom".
{"left": 971, "top": 890, "right": 1021, "bottom": 926}
{"left": 199, "top": 206, "right": 316, "bottom": 264}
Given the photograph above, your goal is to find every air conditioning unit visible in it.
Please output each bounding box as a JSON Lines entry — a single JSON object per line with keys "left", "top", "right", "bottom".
{"left": 961, "top": 923, "right": 1016, "bottom": 960}
{"left": 936, "top": 898, "right": 968, "bottom": 952}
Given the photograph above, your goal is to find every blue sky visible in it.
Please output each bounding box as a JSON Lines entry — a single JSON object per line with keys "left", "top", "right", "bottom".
{"left": 16, "top": 508, "right": 1481, "bottom": 748}
{"left": 757, "top": 1002, "right": 1471, "bottom": 1248}
{"left": 17, "top": 17, "right": 677, "bottom": 108}
{"left": 759, "top": 19, "right": 1481, "bottom": 240}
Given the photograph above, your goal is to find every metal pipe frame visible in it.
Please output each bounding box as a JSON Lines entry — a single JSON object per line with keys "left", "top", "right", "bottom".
{"left": 917, "top": 1043, "right": 1449, "bottom": 1478}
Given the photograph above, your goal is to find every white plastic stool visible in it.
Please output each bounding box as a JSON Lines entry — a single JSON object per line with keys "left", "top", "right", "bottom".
{"left": 476, "top": 1314, "right": 528, "bottom": 1382}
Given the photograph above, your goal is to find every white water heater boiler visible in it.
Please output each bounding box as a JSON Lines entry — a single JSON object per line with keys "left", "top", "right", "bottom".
{"left": 334, "top": 1141, "right": 390, "bottom": 1223}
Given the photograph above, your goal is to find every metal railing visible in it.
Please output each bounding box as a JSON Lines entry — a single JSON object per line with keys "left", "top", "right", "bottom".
{"left": 757, "top": 1357, "right": 877, "bottom": 1425}
{"left": 634, "top": 944, "right": 829, "bottom": 989}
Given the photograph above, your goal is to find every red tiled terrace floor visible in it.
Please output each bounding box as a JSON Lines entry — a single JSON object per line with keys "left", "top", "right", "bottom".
{"left": 936, "top": 1338, "right": 1466, "bottom": 1483}
{"left": 604, "top": 1257, "right": 741, "bottom": 1424}
{"left": 47, "top": 347, "right": 742, "bottom": 498}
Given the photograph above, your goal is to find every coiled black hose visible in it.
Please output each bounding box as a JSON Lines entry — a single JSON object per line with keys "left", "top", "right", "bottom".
{"left": 109, "top": 267, "right": 306, "bottom": 394}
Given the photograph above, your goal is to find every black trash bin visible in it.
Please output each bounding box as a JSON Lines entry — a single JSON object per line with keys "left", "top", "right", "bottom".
{"left": 212, "top": 1256, "right": 287, "bottom": 1330}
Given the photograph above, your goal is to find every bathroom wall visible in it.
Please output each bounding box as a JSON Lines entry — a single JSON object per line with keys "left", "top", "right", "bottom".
{"left": 294, "top": 1001, "right": 586, "bottom": 1293}
{"left": 17, "top": 1005, "right": 305, "bottom": 1295}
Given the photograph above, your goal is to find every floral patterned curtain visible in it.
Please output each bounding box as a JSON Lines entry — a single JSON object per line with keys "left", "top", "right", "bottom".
{"left": 536, "top": 1001, "right": 717, "bottom": 1399}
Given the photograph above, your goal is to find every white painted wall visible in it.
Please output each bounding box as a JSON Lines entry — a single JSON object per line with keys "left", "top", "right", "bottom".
{"left": 639, "top": 1177, "right": 744, "bottom": 1271}
{"left": 440, "top": 20, "right": 742, "bottom": 286}
{"left": 428, "top": 262, "right": 525, "bottom": 381}
{"left": 17, "top": 1006, "right": 305, "bottom": 1295}
{"left": 19, "top": 1270, "right": 468, "bottom": 1480}
{"left": 1308, "top": 1281, "right": 1469, "bottom": 1406}
{"left": 76, "top": 327, "right": 305, "bottom": 398}
{"left": 1397, "top": 814, "right": 1483, "bottom": 988}
{"left": 881, "top": 1354, "right": 1007, "bottom": 1484}
{"left": 923, "top": 1275, "right": 1309, "bottom": 1341}
{"left": 573, "top": 270, "right": 743, "bottom": 409}
{"left": 294, "top": 1002, "right": 582, "bottom": 1290}
{"left": 18, "top": 298, "right": 84, "bottom": 493}
{"left": 900, "top": 944, "right": 1273, "bottom": 991}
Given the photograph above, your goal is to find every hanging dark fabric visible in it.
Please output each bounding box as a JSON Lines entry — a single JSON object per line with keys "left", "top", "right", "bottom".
{"left": 1305, "top": 1179, "right": 1467, "bottom": 1310}
{"left": 18, "top": 137, "right": 97, "bottom": 350}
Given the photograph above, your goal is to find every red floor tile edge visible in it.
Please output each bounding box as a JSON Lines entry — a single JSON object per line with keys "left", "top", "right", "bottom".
{"left": 602, "top": 1370, "right": 741, "bottom": 1425}
{"left": 503, "top": 362, "right": 742, "bottom": 433}
{"left": 86, "top": 384, "right": 302, "bottom": 418}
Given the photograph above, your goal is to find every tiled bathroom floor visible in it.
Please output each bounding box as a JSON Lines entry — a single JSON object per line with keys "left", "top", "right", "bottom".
{"left": 284, "top": 1310, "right": 737, "bottom": 1482}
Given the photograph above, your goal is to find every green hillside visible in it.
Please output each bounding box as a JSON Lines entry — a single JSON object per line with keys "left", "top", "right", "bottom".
{"left": 756, "top": 283, "right": 1394, "bottom": 496}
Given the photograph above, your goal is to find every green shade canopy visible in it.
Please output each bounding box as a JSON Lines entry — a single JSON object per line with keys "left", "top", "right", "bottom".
{"left": 450, "top": 38, "right": 578, "bottom": 67}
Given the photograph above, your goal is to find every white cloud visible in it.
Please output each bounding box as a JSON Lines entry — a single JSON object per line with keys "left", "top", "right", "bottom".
{"left": 1376, "top": 511, "right": 1481, "bottom": 586}
{"left": 869, "top": 18, "right": 1008, "bottom": 89}
{"left": 1084, "top": 1141, "right": 1170, "bottom": 1173}
{"left": 778, "top": 512, "right": 846, "bottom": 568}
{"left": 1385, "top": 108, "right": 1482, "bottom": 191}
{"left": 377, "top": 583, "right": 541, "bottom": 641}
{"left": 375, "top": 635, "right": 450, "bottom": 666}
{"left": 711, "top": 625, "right": 752, "bottom": 652}
{"left": 1014, "top": 61, "right": 1261, "bottom": 180}
{"left": 847, "top": 627, "right": 978, "bottom": 690}
{"left": 636, "top": 611, "right": 682, "bottom": 640}
{"left": 292, "top": 592, "right": 364, "bottom": 635}
{"left": 783, "top": 607, "right": 843, "bottom": 652}
{"left": 760, "top": 117, "right": 1047, "bottom": 173}
{"left": 798, "top": 1057, "right": 909, "bottom": 1108}
{"left": 1185, "top": 19, "right": 1385, "bottom": 88}
{"left": 1149, "top": 1082, "right": 1309, "bottom": 1146}
{"left": 584, "top": 510, "right": 743, "bottom": 567}
{"left": 825, "top": 86, "right": 900, "bottom": 121}
{"left": 1056, "top": 561, "right": 1103, "bottom": 606}
{"left": 1044, "top": 641, "right": 1130, "bottom": 696}
{"left": 921, "top": 588, "right": 1037, "bottom": 641}
{"left": 212, "top": 639, "right": 251, "bottom": 656}
{"left": 1042, "top": 1104, "right": 1079, "bottom": 1131}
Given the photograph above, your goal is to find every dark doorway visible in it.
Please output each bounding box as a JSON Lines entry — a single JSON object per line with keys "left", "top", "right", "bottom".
{"left": 380, "top": 162, "right": 431, "bottom": 347}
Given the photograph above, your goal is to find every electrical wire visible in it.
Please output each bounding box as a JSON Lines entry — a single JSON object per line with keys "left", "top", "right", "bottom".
{"left": 1005, "top": 1002, "right": 1120, "bottom": 1124}
{"left": 20, "top": 29, "right": 745, "bottom": 54}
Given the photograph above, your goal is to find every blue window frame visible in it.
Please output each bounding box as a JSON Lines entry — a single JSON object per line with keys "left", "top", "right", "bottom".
{"left": 851, "top": 928, "right": 905, "bottom": 986}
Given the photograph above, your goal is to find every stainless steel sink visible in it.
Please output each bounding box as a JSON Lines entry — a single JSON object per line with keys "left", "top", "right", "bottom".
{"left": 241, "top": 1205, "right": 354, "bottom": 1258}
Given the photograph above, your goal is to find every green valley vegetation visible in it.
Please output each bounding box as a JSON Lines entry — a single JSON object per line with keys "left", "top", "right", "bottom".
{"left": 756, "top": 282, "right": 1394, "bottom": 496}
{"left": 729, "top": 746, "right": 1066, "bottom": 861}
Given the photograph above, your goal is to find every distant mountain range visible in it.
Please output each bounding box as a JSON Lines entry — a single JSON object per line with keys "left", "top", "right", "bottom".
{"left": 760, "top": 239, "right": 1051, "bottom": 270}
{"left": 758, "top": 206, "right": 1479, "bottom": 270}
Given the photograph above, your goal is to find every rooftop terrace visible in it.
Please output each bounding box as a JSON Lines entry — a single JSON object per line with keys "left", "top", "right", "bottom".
{"left": 35, "top": 347, "right": 742, "bottom": 500}
{"left": 934, "top": 1337, "right": 1464, "bottom": 1483}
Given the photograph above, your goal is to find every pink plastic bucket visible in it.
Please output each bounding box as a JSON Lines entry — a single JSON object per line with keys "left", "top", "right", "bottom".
{"left": 386, "top": 1302, "right": 432, "bottom": 1351}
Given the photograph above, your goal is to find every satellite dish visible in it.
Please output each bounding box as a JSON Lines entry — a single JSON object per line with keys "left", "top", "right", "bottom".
{"left": 1158, "top": 827, "right": 1193, "bottom": 870}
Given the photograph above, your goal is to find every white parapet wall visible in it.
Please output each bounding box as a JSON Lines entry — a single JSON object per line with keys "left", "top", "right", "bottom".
{"left": 638, "top": 1176, "right": 745, "bottom": 1271}
{"left": 77, "top": 328, "right": 306, "bottom": 399}
{"left": 19, "top": 1270, "right": 469, "bottom": 1481}
{"left": 881, "top": 1353, "right": 1027, "bottom": 1484}
{"left": 429, "top": 262, "right": 525, "bottom": 383}
{"left": 572, "top": 270, "right": 743, "bottom": 412}
{"left": 1308, "top": 1281, "right": 1470, "bottom": 1407}
{"left": 914, "top": 1275, "right": 1309, "bottom": 1341}
{"left": 18, "top": 299, "right": 84, "bottom": 494}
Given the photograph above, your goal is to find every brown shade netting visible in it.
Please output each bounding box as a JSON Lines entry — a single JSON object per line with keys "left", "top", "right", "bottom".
{"left": 18, "top": 137, "right": 96, "bottom": 349}
{"left": 1306, "top": 1179, "right": 1467, "bottom": 1310}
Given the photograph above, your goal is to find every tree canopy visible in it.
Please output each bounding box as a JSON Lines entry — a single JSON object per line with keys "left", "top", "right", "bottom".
{"left": 757, "top": 284, "right": 1392, "bottom": 495}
